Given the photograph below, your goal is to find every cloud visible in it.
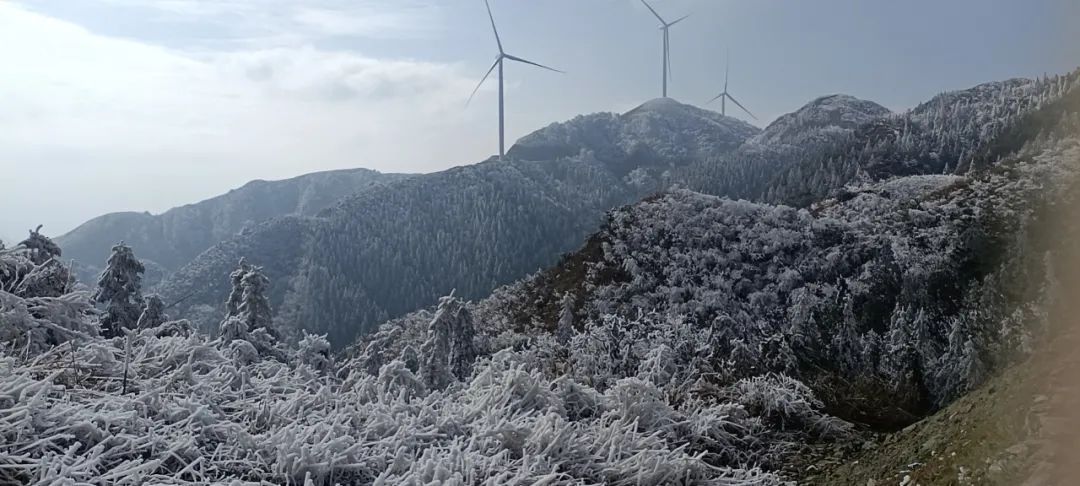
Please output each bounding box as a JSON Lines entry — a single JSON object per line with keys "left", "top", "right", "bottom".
{"left": 73, "top": 0, "right": 445, "bottom": 42}
{"left": 0, "top": 2, "right": 489, "bottom": 237}
{"left": 293, "top": 4, "right": 443, "bottom": 39}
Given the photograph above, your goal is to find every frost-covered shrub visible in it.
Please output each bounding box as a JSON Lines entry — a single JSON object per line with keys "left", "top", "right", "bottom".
{"left": 298, "top": 331, "right": 332, "bottom": 372}
{"left": 13, "top": 258, "right": 70, "bottom": 298}
{"left": 0, "top": 290, "right": 98, "bottom": 355}
{"left": 136, "top": 294, "right": 167, "bottom": 330}
{"left": 152, "top": 319, "right": 194, "bottom": 338}
{"left": 727, "top": 374, "right": 852, "bottom": 438}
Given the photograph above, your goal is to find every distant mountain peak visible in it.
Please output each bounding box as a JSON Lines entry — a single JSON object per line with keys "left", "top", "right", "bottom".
{"left": 624, "top": 97, "right": 691, "bottom": 115}
{"left": 750, "top": 94, "right": 892, "bottom": 147}
{"left": 508, "top": 98, "right": 759, "bottom": 171}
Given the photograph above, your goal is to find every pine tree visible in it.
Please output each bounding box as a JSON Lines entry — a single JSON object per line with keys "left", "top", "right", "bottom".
{"left": 555, "top": 292, "right": 576, "bottom": 345}
{"left": 219, "top": 259, "right": 276, "bottom": 340}
{"left": 93, "top": 243, "right": 145, "bottom": 338}
{"left": 20, "top": 225, "right": 62, "bottom": 265}
{"left": 448, "top": 298, "right": 477, "bottom": 381}
{"left": 238, "top": 268, "right": 274, "bottom": 335}
{"left": 224, "top": 258, "right": 251, "bottom": 319}
{"left": 419, "top": 295, "right": 457, "bottom": 391}
{"left": 136, "top": 295, "right": 168, "bottom": 330}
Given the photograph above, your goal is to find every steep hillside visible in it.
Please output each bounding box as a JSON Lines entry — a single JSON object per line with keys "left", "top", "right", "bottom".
{"left": 56, "top": 168, "right": 407, "bottom": 282}
{"left": 158, "top": 99, "right": 760, "bottom": 345}
{"left": 355, "top": 73, "right": 1080, "bottom": 435}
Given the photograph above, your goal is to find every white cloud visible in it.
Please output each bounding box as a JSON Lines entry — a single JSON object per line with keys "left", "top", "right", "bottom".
{"left": 81, "top": 0, "right": 445, "bottom": 41}
{"left": 0, "top": 2, "right": 491, "bottom": 237}
{"left": 293, "top": 5, "right": 442, "bottom": 39}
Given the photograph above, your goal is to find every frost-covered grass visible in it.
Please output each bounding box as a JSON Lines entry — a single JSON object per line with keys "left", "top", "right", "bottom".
{"left": 0, "top": 321, "right": 809, "bottom": 485}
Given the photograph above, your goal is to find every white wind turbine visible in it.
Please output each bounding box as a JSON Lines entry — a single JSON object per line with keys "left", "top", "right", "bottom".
{"left": 708, "top": 56, "right": 757, "bottom": 120}
{"left": 640, "top": 0, "right": 689, "bottom": 98}
{"left": 468, "top": 0, "right": 563, "bottom": 159}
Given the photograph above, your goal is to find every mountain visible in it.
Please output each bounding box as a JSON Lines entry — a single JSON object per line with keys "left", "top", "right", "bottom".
{"left": 354, "top": 70, "right": 1080, "bottom": 433}
{"left": 675, "top": 76, "right": 1072, "bottom": 207}
{"left": 56, "top": 168, "right": 408, "bottom": 284}
{"left": 746, "top": 94, "right": 892, "bottom": 148}
{"left": 156, "top": 99, "right": 761, "bottom": 345}
{"left": 509, "top": 97, "right": 759, "bottom": 174}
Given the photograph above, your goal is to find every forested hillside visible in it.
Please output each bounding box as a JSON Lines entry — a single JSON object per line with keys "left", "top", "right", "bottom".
{"left": 348, "top": 70, "right": 1080, "bottom": 473}
{"left": 157, "top": 99, "right": 762, "bottom": 345}
{"left": 675, "top": 76, "right": 1073, "bottom": 207}
{"left": 56, "top": 168, "right": 407, "bottom": 284}
{"left": 151, "top": 75, "right": 1077, "bottom": 348}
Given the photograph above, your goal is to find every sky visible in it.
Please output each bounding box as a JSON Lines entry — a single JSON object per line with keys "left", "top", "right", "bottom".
{"left": 1, "top": 0, "right": 1078, "bottom": 242}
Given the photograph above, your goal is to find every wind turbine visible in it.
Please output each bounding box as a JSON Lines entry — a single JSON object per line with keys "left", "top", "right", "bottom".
{"left": 640, "top": 0, "right": 688, "bottom": 98}
{"left": 708, "top": 56, "right": 757, "bottom": 120}
{"left": 468, "top": 0, "right": 562, "bottom": 159}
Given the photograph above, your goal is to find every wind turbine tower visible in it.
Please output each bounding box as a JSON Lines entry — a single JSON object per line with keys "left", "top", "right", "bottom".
{"left": 708, "top": 56, "right": 757, "bottom": 120}
{"left": 468, "top": 0, "right": 563, "bottom": 159}
{"left": 640, "top": 0, "right": 688, "bottom": 98}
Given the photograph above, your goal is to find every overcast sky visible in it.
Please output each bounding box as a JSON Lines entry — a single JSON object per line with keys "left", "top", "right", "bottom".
{"left": 2, "top": 0, "right": 1078, "bottom": 242}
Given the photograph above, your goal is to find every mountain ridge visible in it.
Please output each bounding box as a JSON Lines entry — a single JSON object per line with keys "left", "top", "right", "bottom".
{"left": 56, "top": 167, "right": 410, "bottom": 283}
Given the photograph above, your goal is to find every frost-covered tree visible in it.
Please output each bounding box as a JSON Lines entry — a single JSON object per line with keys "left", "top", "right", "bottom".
{"left": 220, "top": 259, "right": 276, "bottom": 340}
{"left": 20, "top": 225, "right": 62, "bottom": 265}
{"left": 93, "top": 243, "right": 145, "bottom": 338}
{"left": 555, "top": 292, "right": 575, "bottom": 345}
{"left": 238, "top": 268, "right": 274, "bottom": 334}
{"left": 448, "top": 299, "right": 477, "bottom": 381}
{"left": 419, "top": 295, "right": 457, "bottom": 391}
{"left": 136, "top": 295, "right": 167, "bottom": 330}
{"left": 0, "top": 229, "right": 70, "bottom": 298}
{"left": 224, "top": 258, "right": 250, "bottom": 319}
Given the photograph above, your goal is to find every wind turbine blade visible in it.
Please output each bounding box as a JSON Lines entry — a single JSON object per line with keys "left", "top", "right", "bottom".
{"left": 484, "top": 0, "right": 503, "bottom": 53}
{"left": 726, "top": 93, "right": 757, "bottom": 120}
{"left": 467, "top": 57, "right": 501, "bottom": 106}
{"left": 724, "top": 55, "right": 730, "bottom": 91}
{"left": 667, "top": 14, "right": 690, "bottom": 27}
{"left": 504, "top": 54, "right": 564, "bottom": 73}
{"left": 640, "top": 0, "right": 666, "bottom": 24}
{"left": 706, "top": 92, "right": 724, "bottom": 104}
